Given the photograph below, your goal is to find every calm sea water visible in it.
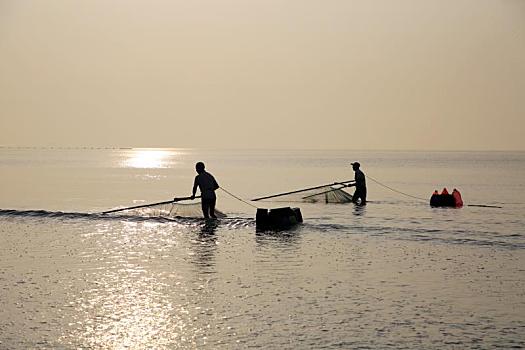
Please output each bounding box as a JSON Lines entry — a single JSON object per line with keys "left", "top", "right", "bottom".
{"left": 1, "top": 148, "right": 524, "bottom": 349}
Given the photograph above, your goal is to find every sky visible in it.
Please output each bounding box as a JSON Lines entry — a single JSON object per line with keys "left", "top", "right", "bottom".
{"left": 0, "top": 0, "right": 524, "bottom": 150}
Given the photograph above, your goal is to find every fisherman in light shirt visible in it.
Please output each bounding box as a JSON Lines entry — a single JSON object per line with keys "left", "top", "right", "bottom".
{"left": 191, "top": 162, "right": 220, "bottom": 218}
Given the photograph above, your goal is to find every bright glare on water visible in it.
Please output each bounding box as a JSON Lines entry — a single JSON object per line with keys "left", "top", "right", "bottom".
{"left": 0, "top": 148, "right": 524, "bottom": 349}
{"left": 123, "top": 148, "right": 183, "bottom": 169}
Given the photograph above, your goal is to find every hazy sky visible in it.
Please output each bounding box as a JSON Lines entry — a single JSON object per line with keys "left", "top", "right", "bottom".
{"left": 1, "top": 0, "right": 524, "bottom": 150}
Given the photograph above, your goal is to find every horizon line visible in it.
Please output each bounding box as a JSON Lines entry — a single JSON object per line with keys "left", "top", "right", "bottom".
{"left": 1, "top": 145, "right": 524, "bottom": 153}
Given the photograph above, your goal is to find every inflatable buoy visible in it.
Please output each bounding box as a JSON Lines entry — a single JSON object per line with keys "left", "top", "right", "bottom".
{"left": 430, "top": 188, "right": 463, "bottom": 208}
{"left": 452, "top": 188, "right": 463, "bottom": 207}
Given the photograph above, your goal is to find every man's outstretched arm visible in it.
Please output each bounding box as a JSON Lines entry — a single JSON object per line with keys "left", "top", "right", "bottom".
{"left": 191, "top": 178, "right": 198, "bottom": 199}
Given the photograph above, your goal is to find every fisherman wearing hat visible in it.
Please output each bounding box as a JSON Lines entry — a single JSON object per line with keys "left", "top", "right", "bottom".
{"left": 349, "top": 162, "right": 367, "bottom": 205}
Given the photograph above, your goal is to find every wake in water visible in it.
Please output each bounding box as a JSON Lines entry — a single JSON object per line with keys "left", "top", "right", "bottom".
{"left": 302, "top": 220, "right": 525, "bottom": 250}
{"left": 0, "top": 209, "right": 254, "bottom": 229}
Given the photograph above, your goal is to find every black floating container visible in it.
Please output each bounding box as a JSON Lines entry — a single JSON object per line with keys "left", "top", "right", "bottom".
{"left": 256, "top": 207, "right": 303, "bottom": 230}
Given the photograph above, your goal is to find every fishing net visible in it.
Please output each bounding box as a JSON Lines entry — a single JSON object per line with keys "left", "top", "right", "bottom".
{"left": 253, "top": 181, "right": 354, "bottom": 204}
{"left": 109, "top": 201, "right": 227, "bottom": 218}
{"left": 301, "top": 187, "right": 353, "bottom": 203}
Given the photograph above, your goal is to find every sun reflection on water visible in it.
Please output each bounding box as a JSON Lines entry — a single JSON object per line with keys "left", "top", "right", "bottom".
{"left": 123, "top": 149, "right": 181, "bottom": 169}
{"left": 72, "top": 273, "right": 179, "bottom": 349}
{"left": 64, "top": 221, "right": 219, "bottom": 349}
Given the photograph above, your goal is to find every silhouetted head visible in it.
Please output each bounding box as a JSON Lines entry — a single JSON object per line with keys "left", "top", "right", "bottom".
{"left": 351, "top": 162, "right": 360, "bottom": 171}
{"left": 195, "top": 162, "right": 205, "bottom": 174}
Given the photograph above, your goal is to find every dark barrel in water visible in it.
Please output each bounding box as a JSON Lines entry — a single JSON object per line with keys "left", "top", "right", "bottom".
{"left": 256, "top": 207, "right": 303, "bottom": 230}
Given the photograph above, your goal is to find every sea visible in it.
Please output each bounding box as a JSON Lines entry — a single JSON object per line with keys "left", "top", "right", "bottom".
{"left": 0, "top": 148, "right": 524, "bottom": 349}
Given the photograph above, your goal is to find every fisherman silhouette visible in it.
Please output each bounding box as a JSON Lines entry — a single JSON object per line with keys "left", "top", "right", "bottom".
{"left": 348, "top": 162, "right": 367, "bottom": 205}
{"left": 191, "top": 162, "right": 220, "bottom": 219}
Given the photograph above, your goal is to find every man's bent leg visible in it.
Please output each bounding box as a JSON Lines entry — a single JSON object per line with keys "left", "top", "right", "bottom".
{"left": 360, "top": 188, "right": 367, "bottom": 205}
{"left": 352, "top": 188, "right": 361, "bottom": 204}
{"left": 353, "top": 188, "right": 366, "bottom": 205}
{"left": 201, "top": 199, "right": 210, "bottom": 218}
{"left": 209, "top": 198, "right": 217, "bottom": 218}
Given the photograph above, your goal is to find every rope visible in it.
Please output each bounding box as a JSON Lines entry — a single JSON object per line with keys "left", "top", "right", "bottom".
{"left": 366, "top": 174, "right": 502, "bottom": 208}
{"left": 365, "top": 174, "right": 428, "bottom": 202}
{"left": 220, "top": 187, "right": 259, "bottom": 209}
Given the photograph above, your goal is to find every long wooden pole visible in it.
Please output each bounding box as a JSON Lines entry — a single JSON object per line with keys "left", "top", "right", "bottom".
{"left": 252, "top": 180, "right": 355, "bottom": 201}
{"left": 100, "top": 196, "right": 201, "bottom": 214}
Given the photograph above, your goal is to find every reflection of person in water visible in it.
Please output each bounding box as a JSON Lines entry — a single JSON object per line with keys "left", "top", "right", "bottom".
{"left": 348, "top": 162, "right": 367, "bottom": 205}
{"left": 201, "top": 219, "right": 219, "bottom": 235}
{"left": 190, "top": 220, "right": 219, "bottom": 270}
{"left": 191, "top": 162, "right": 220, "bottom": 219}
